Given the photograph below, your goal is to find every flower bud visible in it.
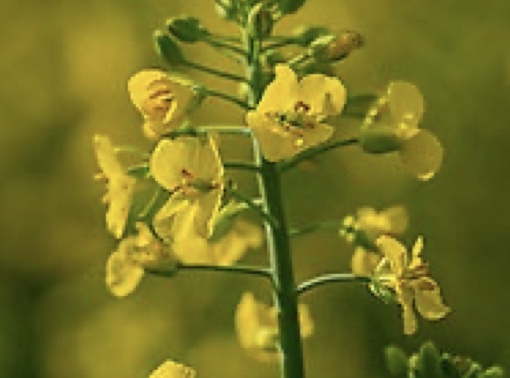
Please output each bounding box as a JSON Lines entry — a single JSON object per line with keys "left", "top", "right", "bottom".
{"left": 384, "top": 346, "right": 409, "bottom": 377}
{"left": 278, "top": 0, "right": 306, "bottom": 14}
{"left": 310, "top": 31, "right": 364, "bottom": 62}
{"left": 292, "top": 25, "right": 331, "bottom": 46}
{"left": 215, "top": 0, "right": 238, "bottom": 21}
{"left": 247, "top": 3, "right": 273, "bottom": 38}
{"left": 166, "top": 16, "right": 209, "bottom": 43}
{"left": 359, "top": 126, "right": 401, "bottom": 154}
{"left": 153, "top": 30, "right": 186, "bottom": 66}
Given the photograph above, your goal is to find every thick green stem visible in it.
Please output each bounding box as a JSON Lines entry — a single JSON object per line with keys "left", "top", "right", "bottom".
{"left": 245, "top": 29, "right": 306, "bottom": 378}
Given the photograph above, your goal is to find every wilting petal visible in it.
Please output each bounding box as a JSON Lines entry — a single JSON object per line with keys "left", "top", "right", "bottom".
{"left": 380, "top": 206, "right": 409, "bottom": 235}
{"left": 106, "top": 242, "right": 144, "bottom": 298}
{"left": 413, "top": 277, "right": 450, "bottom": 321}
{"left": 400, "top": 129, "right": 443, "bottom": 181}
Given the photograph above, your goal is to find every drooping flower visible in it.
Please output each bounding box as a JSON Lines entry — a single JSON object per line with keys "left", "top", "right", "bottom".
{"left": 374, "top": 235, "right": 450, "bottom": 335}
{"left": 235, "top": 292, "right": 314, "bottom": 361}
{"left": 341, "top": 206, "right": 408, "bottom": 276}
{"left": 246, "top": 64, "right": 346, "bottom": 162}
{"left": 150, "top": 136, "right": 223, "bottom": 240}
{"left": 93, "top": 135, "right": 136, "bottom": 239}
{"left": 360, "top": 81, "right": 443, "bottom": 180}
{"left": 128, "top": 69, "right": 194, "bottom": 139}
{"left": 148, "top": 359, "right": 196, "bottom": 378}
{"left": 106, "top": 223, "right": 170, "bottom": 297}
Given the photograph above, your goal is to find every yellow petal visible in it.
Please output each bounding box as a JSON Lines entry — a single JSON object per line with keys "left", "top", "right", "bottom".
{"left": 150, "top": 138, "right": 195, "bottom": 190}
{"left": 380, "top": 206, "right": 409, "bottom": 235}
{"left": 375, "top": 235, "right": 408, "bottom": 277}
{"left": 153, "top": 195, "right": 191, "bottom": 241}
{"left": 105, "top": 241, "right": 144, "bottom": 298}
{"left": 194, "top": 187, "right": 223, "bottom": 238}
{"left": 106, "top": 174, "right": 135, "bottom": 239}
{"left": 148, "top": 360, "right": 196, "bottom": 378}
{"left": 413, "top": 277, "right": 450, "bottom": 321}
{"left": 93, "top": 135, "right": 123, "bottom": 177}
{"left": 257, "top": 64, "right": 298, "bottom": 113}
{"left": 298, "top": 303, "right": 314, "bottom": 338}
{"left": 299, "top": 122, "right": 334, "bottom": 150}
{"left": 128, "top": 69, "right": 168, "bottom": 111}
{"left": 235, "top": 292, "right": 278, "bottom": 351}
{"left": 397, "top": 285, "right": 418, "bottom": 335}
{"left": 400, "top": 129, "right": 443, "bottom": 181}
{"left": 298, "top": 74, "right": 347, "bottom": 115}
{"left": 351, "top": 247, "right": 381, "bottom": 276}
{"left": 387, "top": 81, "right": 424, "bottom": 125}
{"left": 247, "top": 111, "right": 297, "bottom": 162}
{"left": 194, "top": 135, "right": 223, "bottom": 183}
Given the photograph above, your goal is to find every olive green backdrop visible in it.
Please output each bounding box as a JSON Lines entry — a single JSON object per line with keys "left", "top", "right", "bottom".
{"left": 0, "top": 0, "right": 509, "bottom": 377}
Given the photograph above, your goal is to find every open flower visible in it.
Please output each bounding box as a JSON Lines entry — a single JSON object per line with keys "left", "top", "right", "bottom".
{"left": 93, "top": 135, "right": 135, "bottom": 239}
{"left": 246, "top": 64, "right": 346, "bottom": 162}
{"left": 374, "top": 235, "right": 450, "bottom": 335}
{"left": 128, "top": 69, "right": 194, "bottom": 139}
{"left": 172, "top": 216, "right": 262, "bottom": 265}
{"left": 341, "top": 206, "right": 408, "bottom": 276}
{"left": 106, "top": 223, "right": 170, "bottom": 297}
{"left": 148, "top": 360, "right": 196, "bottom": 378}
{"left": 360, "top": 81, "right": 443, "bottom": 180}
{"left": 235, "top": 292, "right": 314, "bottom": 361}
{"left": 150, "top": 136, "right": 223, "bottom": 240}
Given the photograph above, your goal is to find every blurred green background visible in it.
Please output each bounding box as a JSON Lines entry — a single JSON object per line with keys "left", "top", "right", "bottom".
{"left": 1, "top": 0, "right": 509, "bottom": 377}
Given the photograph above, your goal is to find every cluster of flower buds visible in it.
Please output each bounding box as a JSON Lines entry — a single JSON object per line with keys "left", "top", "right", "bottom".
{"left": 385, "top": 342, "right": 504, "bottom": 378}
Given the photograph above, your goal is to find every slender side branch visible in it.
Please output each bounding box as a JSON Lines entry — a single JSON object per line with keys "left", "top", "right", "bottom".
{"left": 289, "top": 220, "right": 342, "bottom": 237}
{"left": 146, "top": 263, "right": 273, "bottom": 280}
{"left": 186, "top": 60, "right": 248, "bottom": 83}
{"left": 223, "top": 161, "right": 261, "bottom": 172}
{"left": 280, "top": 138, "right": 359, "bottom": 172}
{"left": 226, "top": 187, "right": 279, "bottom": 228}
{"left": 164, "top": 126, "right": 253, "bottom": 138}
{"left": 205, "top": 36, "right": 247, "bottom": 56}
{"left": 297, "top": 273, "right": 371, "bottom": 295}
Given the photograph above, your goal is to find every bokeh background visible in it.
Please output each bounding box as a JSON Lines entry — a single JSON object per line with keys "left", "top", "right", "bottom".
{"left": 1, "top": 0, "right": 509, "bottom": 377}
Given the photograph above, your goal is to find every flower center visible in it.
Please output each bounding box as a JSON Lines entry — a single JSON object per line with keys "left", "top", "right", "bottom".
{"left": 175, "top": 168, "right": 220, "bottom": 196}
{"left": 145, "top": 80, "right": 175, "bottom": 118}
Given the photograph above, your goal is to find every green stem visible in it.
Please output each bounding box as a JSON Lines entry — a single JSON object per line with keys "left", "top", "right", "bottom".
{"left": 262, "top": 38, "right": 297, "bottom": 51}
{"left": 280, "top": 138, "right": 359, "bottom": 172}
{"left": 245, "top": 29, "right": 306, "bottom": 378}
{"left": 186, "top": 60, "right": 247, "bottom": 83}
{"left": 297, "top": 273, "right": 371, "bottom": 295}
{"left": 205, "top": 88, "right": 252, "bottom": 110}
{"left": 223, "top": 161, "right": 261, "bottom": 172}
{"left": 147, "top": 263, "right": 273, "bottom": 280}
{"left": 289, "top": 220, "right": 342, "bottom": 237}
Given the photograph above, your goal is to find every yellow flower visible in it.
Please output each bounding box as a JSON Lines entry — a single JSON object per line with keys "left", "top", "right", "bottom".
{"left": 172, "top": 216, "right": 263, "bottom": 265}
{"left": 150, "top": 136, "right": 223, "bottom": 240}
{"left": 93, "top": 135, "right": 136, "bottom": 239}
{"left": 360, "top": 81, "right": 443, "bottom": 180}
{"left": 234, "top": 292, "right": 314, "bottom": 361}
{"left": 148, "top": 360, "right": 196, "bottom": 378}
{"left": 128, "top": 69, "right": 194, "bottom": 139}
{"left": 246, "top": 64, "right": 346, "bottom": 162}
{"left": 342, "top": 206, "right": 408, "bottom": 276}
{"left": 106, "top": 223, "right": 169, "bottom": 297}
{"left": 374, "top": 235, "right": 450, "bottom": 335}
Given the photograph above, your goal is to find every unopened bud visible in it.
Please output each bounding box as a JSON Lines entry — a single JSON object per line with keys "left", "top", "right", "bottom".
{"left": 247, "top": 3, "right": 273, "bottom": 38}
{"left": 153, "top": 30, "right": 186, "bottom": 66}
{"left": 310, "top": 31, "right": 364, "bottom": 61}
{"left": 166, "top": 16, "right": 209, "bottom": 43}
{"left": 215, "top": 0, "right": 238, "bottom": 21}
